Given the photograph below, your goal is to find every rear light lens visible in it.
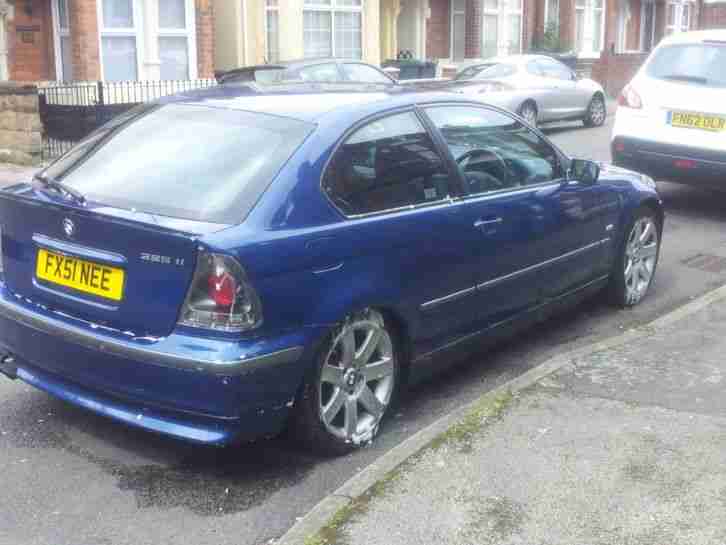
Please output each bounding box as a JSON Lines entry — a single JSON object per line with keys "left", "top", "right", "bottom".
{"left": 617, "top": 85, "right": 642, "bottom": 109}
{"left": 179, "top": 252, "right": 262, "bottom": 332}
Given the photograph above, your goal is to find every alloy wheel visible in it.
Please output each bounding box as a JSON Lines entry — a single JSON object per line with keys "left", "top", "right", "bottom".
{"left": 318, "top": 310, "right": 396, "bottom": 445}
{"left": 520, "top": 103, "right": 538, "bottom": 127}
{"left": 624, "top": 216, "right": 659, "bottom": 305}
{"left": 588, "top": 97, "right": 606, "bottom": 126}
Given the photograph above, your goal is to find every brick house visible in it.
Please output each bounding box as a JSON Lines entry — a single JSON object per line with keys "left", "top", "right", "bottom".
{"left": 0, "top": 0, "right": 215, "bottom": 82}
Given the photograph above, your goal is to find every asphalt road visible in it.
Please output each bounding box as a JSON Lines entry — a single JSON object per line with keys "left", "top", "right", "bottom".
{"left": 3, "top": 117, "right": 726, "bottom": 545}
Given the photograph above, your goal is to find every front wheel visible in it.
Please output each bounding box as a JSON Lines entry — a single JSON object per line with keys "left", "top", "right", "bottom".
{"left": 609, "top": 208, "right": 661, "bottom": 307}
{"left": 292, "top": 308, "right": 400, "bottom": 455}
{"left": 519, "top": 101, "right": 538, "bottom": 128}
{"left": 583, "top": 94, "right": 607, "bottom": 127}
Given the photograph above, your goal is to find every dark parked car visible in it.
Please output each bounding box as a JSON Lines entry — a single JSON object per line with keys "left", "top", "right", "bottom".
{"left": 215, "top": 58, "right": 395, "bottom": 85}
{"left": 0, "top": 84, "right": 663, "bottom": 455}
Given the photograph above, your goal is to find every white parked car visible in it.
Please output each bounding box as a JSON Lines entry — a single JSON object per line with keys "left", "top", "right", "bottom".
{"left": 439, "top": 55, "right": 607, "bottom": 129}
{"left": 612, "top": 30, "right": 726, "bottom": 188}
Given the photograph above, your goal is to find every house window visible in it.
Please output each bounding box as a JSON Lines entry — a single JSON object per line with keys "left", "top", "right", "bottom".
{"left": 99, "top": 0, "right": 139, "bottom": 81}
{"left": 265, "top": 0, "right": 280, "bottom": 63}
{"left": 545, "top": 0, "right": 559, "bottom": 27}
{"left": 158, "top": 0, "right": 195, "bottom": 79}
{"left": 303, "top": 0, "right": 362, "bottom": 59}
{"left": 575, "top": 0, "right": 605, "bottom": 56}
{"left": 666, "top": 1, "right": 692, "bottom": 35}
{"left": 482, "top": 0, "right": 523, "bottom": 59}
{"left": 52, "top": 0, "right": 74, "bottom": 80}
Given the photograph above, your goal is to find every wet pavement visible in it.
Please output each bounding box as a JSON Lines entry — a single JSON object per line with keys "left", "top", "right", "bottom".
{"left": 2, "top": 118, "right": 726, "bottom": 544}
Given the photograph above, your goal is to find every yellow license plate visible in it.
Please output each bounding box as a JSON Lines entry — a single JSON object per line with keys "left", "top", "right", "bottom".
{"left": 35, "top": 248, "right": 125, "bottom": 301}
{"left": 670, "top": 111, "right": 726, "bottom": 132}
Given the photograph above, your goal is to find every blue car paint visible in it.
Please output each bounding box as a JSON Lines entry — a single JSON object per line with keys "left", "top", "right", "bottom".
{"left": 0, "top": 86, "right": 663, "bottom": 444}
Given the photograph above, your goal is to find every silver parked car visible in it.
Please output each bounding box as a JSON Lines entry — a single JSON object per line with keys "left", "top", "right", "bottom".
{"left": 445, "top": 55, "right": 607, "bottom": 128}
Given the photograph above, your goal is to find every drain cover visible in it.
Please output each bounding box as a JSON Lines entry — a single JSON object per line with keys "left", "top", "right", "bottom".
{"left": 681, "top": 253, "right": 726, "bottom": 273}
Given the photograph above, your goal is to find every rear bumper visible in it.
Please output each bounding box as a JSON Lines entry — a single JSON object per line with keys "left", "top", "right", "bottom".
{"left": 612, "top": 136, "right": 726, "bottom": 187}
{"left": 0, "top": 283, "right": 323, "bottom": 444}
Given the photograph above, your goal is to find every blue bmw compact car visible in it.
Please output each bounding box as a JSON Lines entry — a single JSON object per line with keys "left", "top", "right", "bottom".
{"left": 0, "top": 84, "right": 663, "bottom": 454}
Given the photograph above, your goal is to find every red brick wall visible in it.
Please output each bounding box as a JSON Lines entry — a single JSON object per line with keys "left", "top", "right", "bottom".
{"left": 465, "top": 0, "right": 482, "bottom": 57}
{"left": 9, "top": 0, "right": 54, "bottom": 81}
{"left": 426, "top": 0, "right": 450, "bottom": 59}
{"left": 702, "top": 2, "right": 726, "bottom": 28}
{"left": 195, "top": 0, "right": 214, "bottom": 78}
{"left": 591, "top": 51, "right": 647, "bottom": 96}
{"left": 70, "top": 0, "right": 101, "bottom": 81}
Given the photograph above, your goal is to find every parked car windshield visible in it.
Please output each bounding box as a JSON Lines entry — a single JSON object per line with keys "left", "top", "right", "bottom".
{"left": 42, "top": 104, "right": 313, "bottom": 224}
{"left": 646, "top": 43, "right": 726, "bottom": 88}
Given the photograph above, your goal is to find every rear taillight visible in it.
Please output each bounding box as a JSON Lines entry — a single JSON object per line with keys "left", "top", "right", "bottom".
{"left": 617, "top": 85, "right": 642, "bottom": 109}
{"left": 179, "top": 252, "right": 262, "bottom": 332}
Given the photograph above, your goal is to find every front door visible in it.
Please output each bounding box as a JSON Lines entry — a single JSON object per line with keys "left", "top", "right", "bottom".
{"left": 423, "top": 104, "right": 574, "bottom": 326}
{"left": 321, "top": 109, "right": 484, "bottom": 351}
{"left": 482, "top": 0, "right": 523, "bottom": 58}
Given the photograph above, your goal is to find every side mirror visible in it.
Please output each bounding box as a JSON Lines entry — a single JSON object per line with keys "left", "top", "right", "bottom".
{"left": 568, "top": 159, "right": 600, "bottom": 185}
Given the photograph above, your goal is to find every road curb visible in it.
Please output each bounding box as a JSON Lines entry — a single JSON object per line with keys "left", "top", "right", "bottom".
{"left": 277, "top": 284, "right": 726, "bottom": 545}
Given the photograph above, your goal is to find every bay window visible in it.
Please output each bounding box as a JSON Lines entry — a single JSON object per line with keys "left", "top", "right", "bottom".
{"left": 481, "top": 0, "right": 523, "bottom": 59}
{"left": 575, "top": 0, "right": 605, "bottom": 57}
{"left": 97, "top": 0, "right": 196, "bottom": 81}
{"left": 52, "top": 0, "right": 74, "bottom": 80}
{"left": 266, "top": 0, "right": 280, "bottom": 63}
{"left": 666, "top": 1, "right": 692, "bottom": 35}
{"left": 98, "top": 0, "right": 139, "bottom": 81}
{"left": 303, "top": 0, "right": 362, "bottom": 59}
{"left": 159, "top": 0, "right": 195, "bottom": 80}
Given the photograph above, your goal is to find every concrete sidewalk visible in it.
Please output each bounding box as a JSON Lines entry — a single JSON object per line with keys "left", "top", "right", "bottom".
{"left": 310, "top": 296, "right": 726, "bottom": 545}
{"left": 0, "top": 163, "right": 37, "bottom": 188}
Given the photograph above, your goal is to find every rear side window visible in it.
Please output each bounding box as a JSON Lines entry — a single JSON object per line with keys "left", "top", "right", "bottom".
{"left": 472, "top": 63, "right": 517, "bottom": 80}
{"left": 342, "top": 63, "right": 393, "bottom": 84}
{"left": 44, "top": 104, "right": 313, "bottom": 224}
{"left": 298, "top": 63, "right": 341, "bottom": 82}
{"left": 646, "top": 44, "right": 726, "bottom": 88}
{"left": 323, "top": 111, "right": 454, "bottom": 216}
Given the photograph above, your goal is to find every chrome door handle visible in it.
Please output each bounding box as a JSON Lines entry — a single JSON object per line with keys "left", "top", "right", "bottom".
{"left": 474, "top": 217, "right": 503, "bottom": 228}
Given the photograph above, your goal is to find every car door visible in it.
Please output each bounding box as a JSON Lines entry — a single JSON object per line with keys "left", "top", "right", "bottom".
{"left": 321, "top": 109, "right": 486, "bottom": 352}
{"left": 537, "top": 59, "right": 582, "bottom": 120}
{"left": 422, "top": 104, "right": 612, "bottom": 324}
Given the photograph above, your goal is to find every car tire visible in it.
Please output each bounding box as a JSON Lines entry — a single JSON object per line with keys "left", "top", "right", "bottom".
{"left": 519, "top": 101, "right": 538, "bottom": 128}
{"left": 583, "top": 94, "right": 607, "bottom": 127}
{"left": 608, "top": 207, "right": 661, "bottom": 307}
{"left": 292, "top": 308, "right": 400, "bottom": 456}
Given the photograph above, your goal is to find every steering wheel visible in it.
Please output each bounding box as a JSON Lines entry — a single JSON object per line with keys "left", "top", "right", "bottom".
{"left": 456, "top": 148, "right": 511, "bottom": 192}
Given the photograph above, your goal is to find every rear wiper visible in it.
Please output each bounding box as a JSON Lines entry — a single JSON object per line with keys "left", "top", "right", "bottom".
{"left": 661, "top": 74, "right": 708, "bottom": 85}
{"left": 33, "top": 173, "right": 86, "bottom": 205}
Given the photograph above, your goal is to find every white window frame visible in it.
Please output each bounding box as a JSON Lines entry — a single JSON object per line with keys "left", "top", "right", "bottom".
{"left": 96, "top": 0, "right": 144, "bottom": 81}
{"left": 51, "top": 0, "right": 72, "bottom": 80}
{"left": 544, "top": 0, "right": 560, "bottom": 28}
{"left": 575, "top": 0, "right": 606, "bottom": 58}
{"left": 449, "top": 0, "right": 466, "bottom": 61}
{"left": 482, "top": 0, "right": 524, "bottom": 59}
{"left": 96, "top": 0, "right": 197, "bottom": 81}
{"left": 666, "top": 0, "right": 693, "bottom": 35}
{"left": 158, "top": 0, "right": 198, "bottom": 80}
{"left": 265, "top": 0, "right": 280, "bottom": 63}
{"left": 303, "top": 0, "right": 363, "bottom": 59}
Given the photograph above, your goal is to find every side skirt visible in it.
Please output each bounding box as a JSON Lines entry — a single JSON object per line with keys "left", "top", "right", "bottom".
{"left": 407, "top": 275, "right": 610, "bottom": 384}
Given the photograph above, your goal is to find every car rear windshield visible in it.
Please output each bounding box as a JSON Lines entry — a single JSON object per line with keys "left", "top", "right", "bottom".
{"left": 466, "top": 63, "right": 517, "bottom": 80}
{"left": 43, "top": 104, "right": 313, "bottom": 225}
{"left": 646, "top": 43, "right": 726, "bottom": 88}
